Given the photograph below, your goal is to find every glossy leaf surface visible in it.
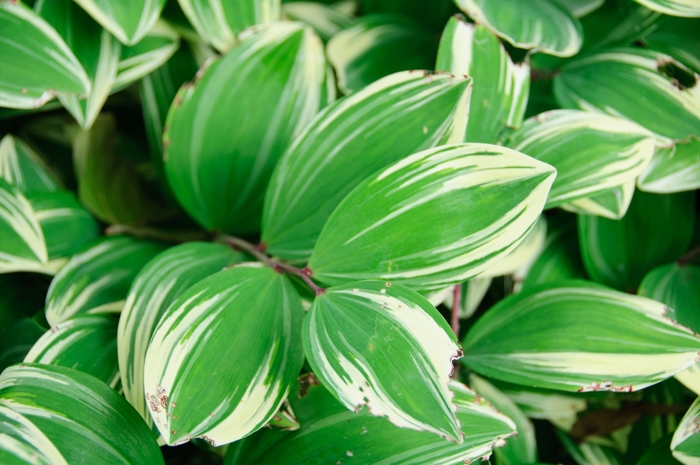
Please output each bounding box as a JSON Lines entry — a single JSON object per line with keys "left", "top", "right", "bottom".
{"left": 72, "top": 0, "right": 167, "bottom": 45}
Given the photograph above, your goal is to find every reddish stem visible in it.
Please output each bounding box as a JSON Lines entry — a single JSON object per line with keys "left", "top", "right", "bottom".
{"left": 451, "top": 283, "right": 462, "bottom": 337}
{"left": 679, "top": 246, "right": 700, "bottom": 266}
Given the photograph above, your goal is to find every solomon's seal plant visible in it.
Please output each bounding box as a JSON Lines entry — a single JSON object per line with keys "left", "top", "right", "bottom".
{"left": 1, "top": 0, "right": 700, "bottom": 464}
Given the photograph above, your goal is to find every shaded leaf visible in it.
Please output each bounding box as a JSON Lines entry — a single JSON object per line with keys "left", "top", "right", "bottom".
{"left": 579, "top": 0, "right": 660, "bottom": 51}
{"left": 639, "top": 262, "right": 700, "bottom": 334}
{"left": 557, "top": 429, "right": 623, "bottom": 465}
{"left": 72, "top": 0, "right": 167, "bottom": 45}
{"left": 0, "top": 318, "right": 45, "bottom": 372}
{"left": 638, "top": 139, "right": 700, "bottom": 194}
{"left": 0, "top": 134, "right": 60, "bottom": 195}
{"left": 360, "top": 0, "right": 457, "bottom": 31}
{"left": 479, "top": 216, "right": 548, "bottom": 280}
{"left": 552, "top": 0, "right": 604, "bottom": 17}
{"left": 645, "top": 17, "right": 700, "bottom": 74}
{"left": 638, "top": 433, "right": 683, "bottom": 464}
{"left": 281, "top": 1, "right": 352, "bottom": 41}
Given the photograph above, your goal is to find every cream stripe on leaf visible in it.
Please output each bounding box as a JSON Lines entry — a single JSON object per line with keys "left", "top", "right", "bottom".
{"left": 672, "top": 397, "right": 700, "bottom": 464}
{"left": 478, "top": 216, "right": 547, "bottom": 280}
{"left": 638, "top": 139, "right": 700, "bottom": 193}
{"left": 177, "top": 0, "right": 281, "bottom": 52}
{"left": 118, "top": 242, "right": 244, "bottom": 430}
{"left": 676, "top": 363, "right": 700, "bottom": 397}
{"left": 463, "top": 281, "right": 700, "bottom": 392}
{"left": 24, "top": 315, "right": 119, "bottom": 388}
{"left": 0, "top": 179, "right": 48, "bottom": 274}
{"left": 45, "top": 236, "right": 167, "bottom": 327}
{"left": 436, "top": 16, "right": 530, "bottom": 144}
{"left": 0, "top": 364, "right": 164, "bottom": 464}
{"left": 0, "top": 135, "right": 60, "bottom": 195}
{"left": 164, "top": 22, "right": 333, "bottom": 235}
{"left": 454, "top": 0, "right": 583, "bottom": 57}
{"left": 262, "top": 71, "right": 472, "bottom": 261}
{"left": 554, "top": 48, "right": 700, "bottom": 141}
{"left": 307, "top": 143, "right": 556, "bottom": 291}
{"left": 72, "top": 0, "right": 167, "bottom": 46}
{"left": 0, "top": 1, "right": 90, "bottom": 109}
{"left": 223, "top": 376, "right": 517, "bottom": 465}
{"left": 143, "top": 265, "right": 305, "bottom": 446}
{"left": 560, "top": 181, "right": 635, "bottom": 219}
{"left": 552, "top": 0, "right": 604, "bottom": 17}
{"left": 557, "top": 430, "right": 622, "bottom": 465}
{"left": 506, "top": 110, "right": 655, "bottom": 208}
{"left": 281, "top": 1, "right": 352, "bottom": 42}
{"left": 635, "top": 0, "right": 700, "bottom": 17}
{"left": 0, "top": 404, "right": 67, "bottom": 465}
{"left": 303, "top": 281, "right": 463, "bottom": 441}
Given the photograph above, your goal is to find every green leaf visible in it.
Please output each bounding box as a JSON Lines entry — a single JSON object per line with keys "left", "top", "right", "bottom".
{"left": 72, "top": 0, "right": 167, "bottom": 45}
{"left": 553, "top": 48, "right": 700, "bottom": 141}
{"left": 635, "top": 0, "right": 700, "bottom": 17}
{"left": 436, "top": 16, "right": 530, "bottom": 144}
{"left": 578, "top": 190, "right": 695, "bottom": 291}
{"left": 360, "top": 0, "right": 458, "bottom": 32}
{"left": 0, "top": 318, "right": 45, "bottom": 373}
{"left": 0, "top": 135, "right": 60, "bottom": 195}
{"left": 0, "top": 179, "right": 48, "bottom": 273}
{"left": 0, "top": 0, "right": 90, "bottom": 109}
{"left": 224, "top": 376, "right": 517, "bottom": 465}
{"left": 0, "top": 402, "right": 67, "bottom": 465}
{"left": 303, "top": 281, "right": 462, "bottom": 441}
{"left": 143, "top": 264, "right": 305, "bottom": 446}
{"left": 638, "top": 139, "right": 700, "bottom": 194}
{"left": 326, "top": 14, "right": 438, "bottom": 94}
{"left": 557, "top": 429, "right": 623, "bottom": 465}
{"left": 638, "top": 434, "right": 683, "bottom": 465}
{"left": 579, "top": 0, "right": 660, "bottom": 51}
{"left": 0, "top": 364, "right": 164, "bottom": 464}
{"left": 27, "top": 190, "right": 99, "bottom": 261}
{"left": 307, "top": 143, "right": 556, "bottom": 291}
{"left": 454, "top": 0, "right": 583, "bottom": 57}
{"left": 262, "top": 71, "right": 472, "bottom": 261}
{"left": 645, "top": 17, "right": 700, "bottom": 74}
{"left": 177, "top": 0, "right": 281, "bottom": 52}
{"left": 505, "top": 110, "right": 656, "bottom": 208}
{"left": 118, "top": 242, "right": 244, "bottom": 429}
{"left": 561, "top": 181, "right": 635, "bottom": 219}
{"left": 639, "top": 263, "right": 700, "bottom": 334}
{"left": 281, "top": 2, "right": 352, "bottom": 42}
{"left": 552, "top": 0, "right": 604, "bottom": 17}
{"left": 36, "top": 0, "right": 121, "bottom": 130}
{"left": 463, "top": 281, "right": 700, "bottom": 392}
{"left": 672, "top": 397, "right": 700, "bottom": 463}
{"left": 24, "top": 315, "right": 119, "bottom": 388}
{"left": 470, "top": 374, "right": 538, "bottom": 465}
{"left": 164, "top": 22, "right": 333, "bottom": 234}
{"left": 45, "top": 236, "right": 167, "bottom": 327}
{"left": 479, "top": 216, "right": 548, "bottom": 280}
{"left": 676, "top": 363, "right": 700, "bottom": 397}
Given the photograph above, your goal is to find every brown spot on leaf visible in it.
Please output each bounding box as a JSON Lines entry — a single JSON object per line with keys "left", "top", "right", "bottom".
{"left": 298, "top": 373, "right": 321, "bottom": 398}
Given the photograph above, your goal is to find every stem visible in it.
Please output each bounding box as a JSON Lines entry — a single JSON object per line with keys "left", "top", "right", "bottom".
{"left": 451, "top": 283, "right": 462, "bottom": 337}
{"left": 218, "top": 235, "right": 325, "bottom": 296}
{"left": 679, "top": 246, "right": 700, "bottom": 266}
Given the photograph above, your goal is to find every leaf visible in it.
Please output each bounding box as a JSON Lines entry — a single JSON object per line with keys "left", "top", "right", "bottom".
{"left": 561, "top": 181, "right": 636, "bottom": 219}
{"left": 0, "top": 402, "right": 67, "bottom": 465}
{"left": 0, "top": 0, "right": 90, "bottom": 109}
{"left": 0, "top": 134, "right": 60, "bottom": 194}
{"left": 557, "top": 430, "right": 623, "bottom": 465}
{"left": 0, "top": 364, "right": 164, "bottom": 464}
{"left": 360, "top": 0, "right": 458, "bottom": 32}
{"left": 578, "top": 190, "right": 695, "bottom": 291}
{"left": 262, "top": 71, "right": 472, "bottom": 261}
{"left": 223, "top": 376, "right": 517, "bottom": 465}
{"left": 45, "top": 236, "right": 167, "bottom": 327}
{"left": 326, "top": 14, "right": 438, "bottom": 94}
{"left": 27, "top": 190, "right": 99, "bottom": 261}
{"left": 462, "top": 281, "right": 700, "bottom": 392}
{"left": 505, "top": 110, "right": 656, "bottom": 208}
{"left": 0, "top": 318, "right": 46, "bottom": 373}
{"left": 639, "top": 263, "right": 700, "bottom": 334}
{"left": 436, "top": 17, "right": 530, "bottom": 144}
{"left": 0, "top": 179, "right": 48, "bottom": 273}
{"left": 639, "top": 434, "right": 683, "bottom": 465}
{"left": 552, "top": 0, "right": 604, "bottom": 17}
{"left": 469, "top": 374, "right": 538, "bottom": 465}
{"left": 479, "top": 216, "right": 548, "bottom": 280}
{"left": 72, "top": 0, "right": 167, "bottom": 45}
{"left": 177, "top": 0, "right": 281, "bottom": 52}
{"left": 303, "top": 281, "right": 462, "bottom": 441}
{"left": 553, "top": 48, "right": 700, "bottom": 141}
{"left": 164, "top": 22, "right": 333, "bottom": 234}
{"left": 635, "top": 0, "right": 700, "bottom": 17}
{"left": 281, "top": 2, "right": 352, "bottom": 41}
{"left": 677, "top": 363, "right": 700, "bottom": 397}
{"left": 645, "top": 17, "right": 700, "bottom": 74}
{"left": 24, "top": 315, "right": 119, "bottom": 388}
{"left": 579, "top": 0, "right": 661, "bottom": 51}
{"left": 672, "top": 397, "right": 700, "bottom": 464}
{"left": 638, "top": 139, "right": 700, "bottom": 194}
{"left": 454, "top": 0, "right": 583, "bottom": 57}
{"left": 118, "top": 242, "right": 244, "bottom": 428}
{"left": 307, "top": 143, "right": 556, "bottom": 291}
{"left": 143, "top": 264, "right": 305, "bottom": 446}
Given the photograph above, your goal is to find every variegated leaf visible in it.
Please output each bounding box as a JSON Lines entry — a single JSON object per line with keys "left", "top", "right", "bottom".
{"left": 165, "top": 22, "right": 333, "bottom": 234}
{"left": 0, "top": 0, "right": 90, "bottom": 109}
{"left": 639, "top": 263, "right": 700, "bottom": 334}
{"left": 502, "top": 387, "right": 586, "bottom": 432}
{"left": 0, "top": 403, "right": 67, "bottom": 465}
{"left": 303, "top": 281, "right": 463, "bottom": 441}
{"left": 72, "top": 0, "right": 167, "bottom": 46}
{"left": 0, "top": 135, "right": 60, "bottom": 195}
{"left": 672, "top": 397, "right": 700, "bottom": 464}
{"left": 635, "top": 0, "right": 700, "bottom": 17}
{"left": 224, "top": 376, "right": 517, "bottom": 465}
{"left": 557, "top": 430, "right": 623, "bottom": 465}
{"left": 436, "top": 16, "right": 530, "bottom": 144}
{"left": 45, "top": 236, "right": 167, "bottom": 327}
{"left": 118, "top": 242, "right": 244, "bottom": 428}
{"left": 0, "top": 364, "right": 164, "bottom": 464}
{"left": 36, "top": 0, "right": 121, "bottom": 130}
{"left": 24, "top": 315, "right": 119, "bottom": 388}
{"left": 326, "top": 14, "right": 438, "bottom": 94}
{"left": 506, "top": 110, "right": 656, "bottom": 208}
{"left": 262, "top": 71, "right": 472, "bottom": 261}
{"left": 479, "top": 216, "right": 548, "bottom": 280}
{"left": 0, "top": 179, "right": 48, "bottom": 274}
{"left": 638, "top": 139, "right": 700, "bottom": 193}
{"left": 144, "top": 264, "right": 305, "bottom": 446}
{"left": 359, "top": 0, "right": 457, "bottom": 31}
{"left": 463, "top": 281, "right": 700, "bottom": 392}
{"left": 560, "top": 181, "right": 635, "bottom": 219}
{"left": 553, "top": 48, "right": 700, "bottom": 140}
{"left": 449, "top": 277, "right": 493, "bottom": 319}
{"left": 113, "top": 20, "right": 180, "bottom": 91}
{"left": 553, "top": 0, "right": 604, "bottom": 17}
{"left": 645, "top": 17, "right": 700, "bottom": 74}
{"left": 281, "top": 1, "right": 352, "bottom": 41}
{"left": 579, "top": 0, "right": 661, "bottom": 51}
{"left": 677, "top": 363, "right": 700, "bottom": 397}
{"left": 454, "top": 0, "right": 583, "bottom": 57}
{"left": 307, "top": 143, "right": 556, "bottom": 291}
{"left": 177, "top": 0, "right": 281, "bottom": 52}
